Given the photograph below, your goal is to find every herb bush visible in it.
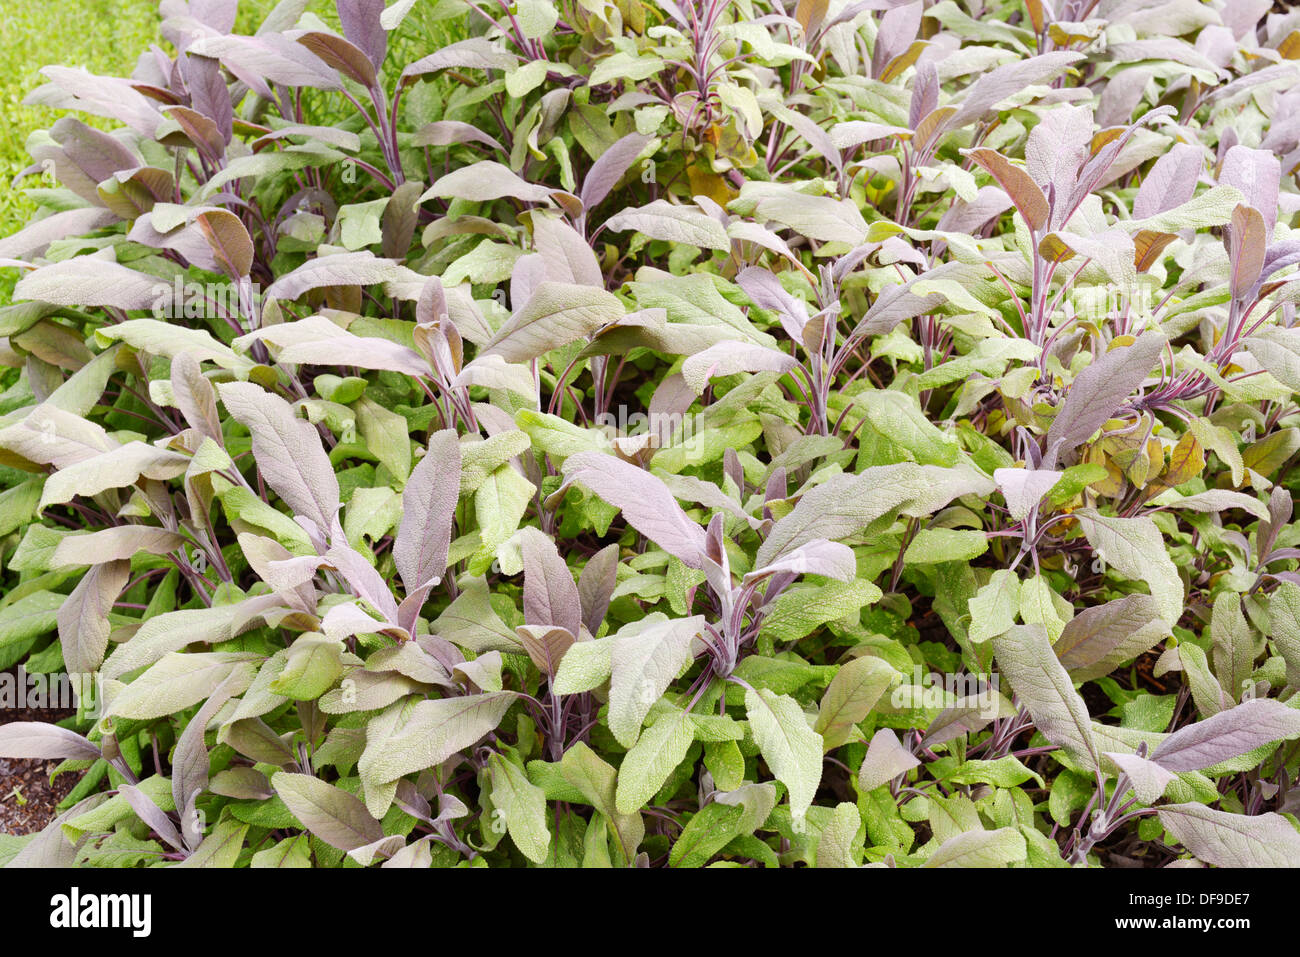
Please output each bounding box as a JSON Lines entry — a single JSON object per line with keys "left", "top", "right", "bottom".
{"left": 1, "top": 0, "right": 1300, "bottom": 869}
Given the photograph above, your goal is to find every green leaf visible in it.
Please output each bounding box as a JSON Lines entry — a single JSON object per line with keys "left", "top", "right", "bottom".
{"left": 967, "top": 570, "right": 1020, "bottom": 644}
{"left": 95, "top": 319, "right": 253, "bottom": 371}
{"left": 472, "top": 465, "right": 535, "bottom": 572}
{"left": 251, "top": 835, "right": 313, "bottom": 868}
{"left": 1017, "top": 573, "right": 1071, "bottom": 643}
{"left": 858, "top": 728, "right": 921, "bottom": 791}
{"left": 109, "top": 653, "right": 259, "bottom": 721}
{"left": 354, "top": 396, "right": 413, "bottom": 481}
{"left": 336, "top": 199, "right": 387, "bottom": 251}
{"left": 269, "top": 634, "right": 345, "bottom": 701}
{"left": 1210, "top": 591, "right": 1262, "bottom": 704}
{"left": 760, "top": 579, "right": 882, "bottom": 644}
{"left": 607, "top": 615, "right": 701, "bottom": 747}
{"left": 815, "top": 801, "right": 863, "bottom": 868}
{"left": 814, "top": 655, "right": 899, "bottom": 749}
{"left": 1073, "top": 508, "right": 1183, "bottom": 626}
{"left": 177, "top": 819, "right": 249, "bottom": 868}
{"left": 922, "top": 827, "right": 1027, "bottom": 867}
{"left": 702, "top": 740, "right": 745, "bottom": 791}
{"left": 856, "top": 390, "right": 961, "bottom": 466}
{"left": 272, "top": 772, "right": 385, "bottom": 852}
{"left": 555, "top": 742, "right": 645, "bottom": 862}
{"left": 359, "top": 692, "right": 516, "bottom": 789}
{"left": 744, "top": 687, "right": 824, "bottom": 819}
{"left": 488, "top": 752, "right": 552, "bottom": 864}
{"left": 904, "top": 528, "right": 989, "bottom": 564}
{"left": 552, "top": 635, "right": 615, "bottom": 695}
{"left": 756, "top": 463, "right": 922, "bottom": 567}
{"left": 0, "top": 591, "right": 63, "bottom": 648}
{"left": 1267, "top": 583, "right": 1300, "bottom": 690}
{"left": 942, "top": 756, "right": 1044, "bottom": 789}
{"left": 481, "top": 283, "right": 625, "bottom": 363}
{"left": 615, "top": 709, "right": 696, "bottom": 814}
{"left": 991, "top": 625, "right": 1099, "bottom": 771}
{"left": 605, "top": 200, "right": 731, "bottom": 251}
{"left": 459, "top": 429, "right": 534, "bottom": 493}
{"left": 668, "top": 802, "right": 746, "bottom": 868}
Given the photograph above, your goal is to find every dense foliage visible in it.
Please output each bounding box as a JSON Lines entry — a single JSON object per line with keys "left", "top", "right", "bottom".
{"left": 1, "top": 0, "right": 1300, "bottom": 869}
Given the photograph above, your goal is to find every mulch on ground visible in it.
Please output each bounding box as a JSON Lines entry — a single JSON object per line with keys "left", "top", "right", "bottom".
{"left": 0, "top": 674, "right": 85, "bottom": 836}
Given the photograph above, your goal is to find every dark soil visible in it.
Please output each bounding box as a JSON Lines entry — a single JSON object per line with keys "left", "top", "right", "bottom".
{"left": 0, "top": 672, "right": 85, "bottom": 835}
